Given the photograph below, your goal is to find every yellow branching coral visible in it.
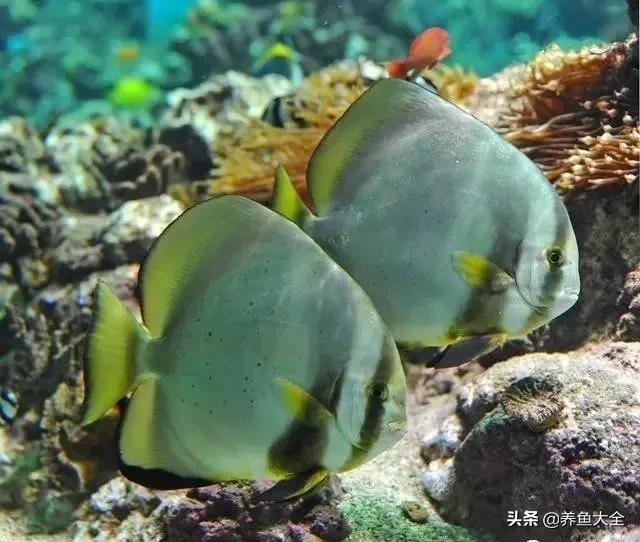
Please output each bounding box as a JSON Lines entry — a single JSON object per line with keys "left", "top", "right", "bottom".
{"left": 208, "top": 65, "right": 367, "bottom": 203}
{"left": 498, "top": 36, "right": 639, "bottom": 191}
{"left": 429, "top": 65, "right": 478, "bottom": 107}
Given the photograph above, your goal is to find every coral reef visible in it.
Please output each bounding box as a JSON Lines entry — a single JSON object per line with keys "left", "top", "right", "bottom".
{"left": 0, "top": 13, "right": 637, "bottom": 541}
{"left": 615, "top": 263, "right": 640, "bottom": 340}
{"left": 428, "top": 65, "right": 478, "bottom": 107}
{"left": 496, "top": 36, "right": 639, "bottom": 191}
{"left": 207, "top": 62, "right": 368, "bottom": 204}
{"left": 0, "top": 194, "right": 60, "bottom": 292}
{"left": 419, "top": 342, "right": 640, "bottom": 542}
{"left": 45, "top": 117, "right": 153, "bottom": 212}
{"left": 72, "top": 477, "right": 351, "bottom": 542}
{"left": 0, "top": 189, "right": 180, "bottom": 534}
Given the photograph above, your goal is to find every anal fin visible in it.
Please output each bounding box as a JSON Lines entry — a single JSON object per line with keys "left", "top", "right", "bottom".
{"left": 117, "top": 380, "right": 211, "bottom": 490}
{"left": 255, "top": 468, "right": 329, "bottom": 502}
{"left": 427, "top": 334, "right": 506, "bottom": 369}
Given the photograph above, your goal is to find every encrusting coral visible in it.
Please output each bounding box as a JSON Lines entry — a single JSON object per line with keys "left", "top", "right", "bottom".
{"left": 616, "top": 263, "right": 640, "bottom": 340}
{"left": 45, "top": 118, "right": 190, "bottom": 212}
{"left": 497, "top": 35, "right": 639, "bottom": 191}
{"left": 0, "top": 194, "right": 60, "bottom": 291}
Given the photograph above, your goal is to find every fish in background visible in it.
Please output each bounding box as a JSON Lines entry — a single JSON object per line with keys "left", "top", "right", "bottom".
{"left": 387, "top": 26, "right": 451, "bottom": 81}
{"left": 144, "top": 0, "right": 198, "bottom": 41}
{"left": 108, "top": 76, "right": 158, "bottom": 109}
{"left": 0, "top": 388, "right": 17, "bottom": 426}
{"left": 82, "top": 196, "right": 406, "bottom": 500}
{"left": 114, "top": 42, "right": 141, "bottom": 64}
{"left": 0, "top": 33, "right": 29, "bottom": 55}
{"left": 273, "top": 79, "right": 580, "bottom": 367}
{"left": 252, "top": 42, "right": 304, "bottom": 84}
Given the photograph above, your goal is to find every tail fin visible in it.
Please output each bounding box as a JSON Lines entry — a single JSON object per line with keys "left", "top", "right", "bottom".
{"left": 271, "top": 165, "right": 313, "bottom": 227}
{"left": 387, "top": 60, "right": 408, "bottom": 79}
{"left": 82, "top": 280, "right": 150, "bottom": 425}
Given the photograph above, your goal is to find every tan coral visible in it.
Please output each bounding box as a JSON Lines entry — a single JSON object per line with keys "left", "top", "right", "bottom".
{"left": 429, "top": 65, "right": 478, "bottom": 107}
{"left": 208, "top": 65, "right": 367, "bottom": 204}
{"left": 497, "top": 37, "right": 639, "bottom": 191}
{"left": 209, "top": 122, "right": 323, "bottom": 203}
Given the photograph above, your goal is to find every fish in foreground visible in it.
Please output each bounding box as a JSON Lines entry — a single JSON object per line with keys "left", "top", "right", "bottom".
{"left": 273, "top": 79, "right": 580, "bottom": 367}
{"left": 387, "top": 27, "right": 450, "bottom": 80}
{"left": 82, "top": 195, "right": 406, "bottom": 500}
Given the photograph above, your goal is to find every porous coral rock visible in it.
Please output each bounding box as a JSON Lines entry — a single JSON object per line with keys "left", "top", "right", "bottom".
{"left": 50, "top": 195, "right": 182, "bottom": 283}
{"left": 615, "top": 263, "right": 640, "bottom": 340}
{"left": 422, "top": 342, "right": 640, "bottom": 542}
{"left": 96, "top": 195, "right": 183, "bottom": 267}
{"left": 45, "top": 117, "right": 144, "bottom": 211}
{"left": 100, "top": 144, "right": 186, "bottom": 203}
{"left": 72, "top": 478, "right": 350, "bottom": 542}
{"left": 162, "top": 71, "right": 293, "bottom": 146}
{"left": 0, "top": 193, "right": 60, "bottom": 290}
{"left": 159, "top": 124, "right": 214, "bottom": 181}
{"left": 44, "top": 118, "right": 182, "bottom": 212}
{"left": 0, "top": 118, "right": 47, "bottom": 175}
{"left": 0, "top": 265, "right": 139, "bottom": 535}
{"left": 0, "top": 118, "right": 59, "bottom": 203}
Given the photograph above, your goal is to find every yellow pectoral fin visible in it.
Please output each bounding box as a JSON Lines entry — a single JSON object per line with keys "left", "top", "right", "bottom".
{"left": 452, "top": 251, "right": 513, "bottom": 292}
{"left": 274, "top": 377, "right": 333, "bottom": 426}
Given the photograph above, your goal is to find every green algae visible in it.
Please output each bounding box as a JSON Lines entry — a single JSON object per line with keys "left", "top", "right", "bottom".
{"left": 338, "top": 491, "right": 492, "bottom": 542}
{"left": 0, "top": 443, "right": 41, "bottom": 508}
{"left": 26, "top": 493, "right": 75, "bottom": 535}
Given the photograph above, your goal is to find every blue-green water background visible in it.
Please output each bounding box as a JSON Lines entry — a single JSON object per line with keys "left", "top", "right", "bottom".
{"left": 0, "top": 0, "right": 632, "bottom": 125}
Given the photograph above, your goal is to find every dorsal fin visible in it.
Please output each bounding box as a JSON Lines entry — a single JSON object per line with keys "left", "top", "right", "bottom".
{"left": 306, "top": 79, "right": 437, "bottom": 215}
{"left": 271, "top": 165, "right": 313, "bottom": 227}
{"left": 139, "top": 196, "right": 278, "bottom": 337}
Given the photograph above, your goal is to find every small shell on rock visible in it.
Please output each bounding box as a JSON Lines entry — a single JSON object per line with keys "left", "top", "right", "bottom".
{"left": 401, "top": 501, "right": 429, "bottom": 524}
{"left": 500, "top": 375, "right": 564, "bottom": 432}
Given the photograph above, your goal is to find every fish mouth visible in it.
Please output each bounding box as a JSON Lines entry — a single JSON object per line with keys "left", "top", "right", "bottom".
{"left": 518, "top": 290, "right": 579, "bottom": 315}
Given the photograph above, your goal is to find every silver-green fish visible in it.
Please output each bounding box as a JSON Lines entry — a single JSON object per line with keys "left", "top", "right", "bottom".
{"left": 273, "top": 79, "right": 580, "bottom": 366}
{"left": 82, "top": 195, "right": 406, "bottom": 500}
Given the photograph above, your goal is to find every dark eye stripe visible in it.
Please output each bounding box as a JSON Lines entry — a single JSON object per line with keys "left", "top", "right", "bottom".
{"left": 522, "top": 209, "right": 570, "bottom": 330}
{"left": 356, "top": 338, "right": 392, "bottom": 449}
{"left": 269, "top": 275, "right": 358, "bottom": 476}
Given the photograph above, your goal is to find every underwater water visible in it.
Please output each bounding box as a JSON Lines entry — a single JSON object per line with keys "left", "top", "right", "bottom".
{"left": 0, "top": 0, "right": 638, "bottom": 541}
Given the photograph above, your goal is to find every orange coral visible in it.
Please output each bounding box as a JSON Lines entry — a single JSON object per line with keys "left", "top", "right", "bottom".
{"left": 498, "top": 37, "right": 639, "bottom": 191}
{"left": 208, "top": 65, "right": 367, "bottom": 203}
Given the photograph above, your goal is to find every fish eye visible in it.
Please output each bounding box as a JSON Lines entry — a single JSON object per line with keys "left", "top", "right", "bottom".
{"left": 368, "top": 383, "right": 388, "bottom": 401}
{"left": 545, "top": 246, "right": 564, "bottom": 268}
